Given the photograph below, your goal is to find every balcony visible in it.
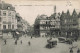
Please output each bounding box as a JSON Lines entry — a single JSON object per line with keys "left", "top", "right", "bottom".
{"left": 3, "top": 21, "right": 11, "bottom": 24}
{"left": 17, "top": 22, "right": 22, "bottom": 26}
{"left": 40, "top": 24, "right": 51, "bottom": 26}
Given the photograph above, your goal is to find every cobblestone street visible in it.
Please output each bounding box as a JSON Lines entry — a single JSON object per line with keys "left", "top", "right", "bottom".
{"left": 1, "top": 35, "right": 80, "bottom": 53}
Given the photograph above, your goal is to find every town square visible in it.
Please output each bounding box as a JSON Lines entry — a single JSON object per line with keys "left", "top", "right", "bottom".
{"left": 0, "top": 0, "right": 80, "bottom": 53}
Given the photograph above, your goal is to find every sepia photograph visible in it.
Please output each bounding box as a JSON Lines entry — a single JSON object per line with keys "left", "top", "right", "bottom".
{"left": 0, "top": 0, "right": 80, "bottom": 53}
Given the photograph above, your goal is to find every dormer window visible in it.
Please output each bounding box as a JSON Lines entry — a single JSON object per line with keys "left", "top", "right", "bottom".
{"left": 7, "top": 6, "right": 10, "bottom": 10}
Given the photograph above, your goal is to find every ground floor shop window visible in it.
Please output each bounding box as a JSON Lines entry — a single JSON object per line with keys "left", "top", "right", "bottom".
{"left": 8, "top": 25, "right": 11, "bottom": 29}
{"left": 3, "top": 25, "right": 6, "bottom": 29}
{"left": 0, "top": 24, "right": 1, "bottom": 30}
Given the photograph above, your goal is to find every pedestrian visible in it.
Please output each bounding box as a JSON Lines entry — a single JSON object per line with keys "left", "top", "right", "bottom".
{"left": 77, "top": 48, "right": 80, "bottom": 53}
{"left": 70, "top": 40, "right": 73, "bottom": 45}
{"left": 4, "top": 39, "right": 7, "bottom": 45}
{"left": 25, "top": 35, "right": 26, "bottom": 37}
{"left": 31, "top": 36, "right": 32, "bottom": 39}
{"left": 21, "top": 40, "right": 22, "bottom": 44}
{"left": 70, "top": 48, "right": 73, "bottom": 53}
{"left": 15, "top": 40, "right": 17, "bottom": 45}
{"left": 28, "top": 41, "right": 31, "bottom": 46}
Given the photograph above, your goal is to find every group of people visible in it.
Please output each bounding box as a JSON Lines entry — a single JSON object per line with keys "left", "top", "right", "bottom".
{"left": 70, "top": 48, "right": 80, "bottom": 53}
{"left": 4, "top": 39, "right": 31, "bottom": 46}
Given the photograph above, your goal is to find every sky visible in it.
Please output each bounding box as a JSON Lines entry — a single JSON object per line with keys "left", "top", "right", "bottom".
{"left": 1, "top": 0, "right": 80, "bottom": 25}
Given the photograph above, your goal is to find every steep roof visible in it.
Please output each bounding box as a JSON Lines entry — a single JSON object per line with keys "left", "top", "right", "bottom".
{"left": 37, "top": 14, "right": 50, "bottom": 20}
{"left": 0, "top": 2, "right": 15, "bottom": 11}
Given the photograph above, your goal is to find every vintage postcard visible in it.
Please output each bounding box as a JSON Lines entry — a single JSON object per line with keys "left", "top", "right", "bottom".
{"left": 0, "top": 0, "right": 80, "bottom": 53}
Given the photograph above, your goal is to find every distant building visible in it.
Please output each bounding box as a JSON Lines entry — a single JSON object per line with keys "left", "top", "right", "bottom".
{"left": 21, "top": 19, "right": 30, "bottom": 33}
{"left": 34, "top": 15, "right": 40, "bottom": 37}
{"left": 34, "top": 6, "right": 61, "bottom": 37}
{"left": 16, "top": 13, "right": 23, "bottom": 32}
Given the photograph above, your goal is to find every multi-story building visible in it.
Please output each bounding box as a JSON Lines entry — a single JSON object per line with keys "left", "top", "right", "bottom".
{"left": 21, "top": 19, "right": 31, "bottom": 34}
{"left": 78, "top": 12, "right": 80, "bottom": 37}
{"left": 0, "top": 2, "right": 17, "bottom": 32}
{"left": 16, "top": 13, "right": 23, "bottom": 32}
{"left": 50, "top": 13, "right": 61, "bottom": 37}
{"left": 39, "top": 15, "right": 51, "bottom": 37}
{"left": 21, "top": 19, "right": 27, "bottom": 32}
{"left": 0, "top": 1, "right": 17, "bottom": 38}
{"left": 16, "top": 13, "right": 31, "bottom": 34}
{"left": 34, "top": 14, "right": 61, "bottom": 37}
{"left": 34, "top": 15, "right": 51, "bottom": 37}
{"left": 34, "top": 6, "right": 61, "bottom": 37}
{"left": 34, "top": 6, "right": 80, "bottom": 38}
{"left": 34, "top": 15, "right": 40, "bottom": 37}
{"left": 78, "top": 13, "right": 80, "bottom": 29}
{"left": 60, "top": 9, "right": 79, "bottom": 38}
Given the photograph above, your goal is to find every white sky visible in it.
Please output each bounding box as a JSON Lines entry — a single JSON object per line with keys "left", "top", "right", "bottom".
{"left": 1, "top": 0, "right": 80, "bottom": 25}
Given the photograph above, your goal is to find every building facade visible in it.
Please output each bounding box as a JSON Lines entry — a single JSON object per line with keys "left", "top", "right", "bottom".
{"left": 0, "top": 1, "right": 18, "bottom": 38}
{"left": 34, "top": 15, "right": 51, "bottom": 37}
{"left": 50, "top": 13, "right": 61, "bottom": 37}
{"left": 16, "top": 13, "right": 23, "bottom": 32}
{"left": 0, "top": 2, "right": 17, "bottom": 32}
{"left": 21, "top": 19, "right": 28, "bottom": 32}
{"left": 60, "top": 9, "right": 79, "bottom": 38}
{"left": 34, "top": 15, "right": 40, "bottom": 37}
{"left": 34, "top": 14, "right": 60, "bottom": 37}
{"left": 39, "top": 15, "right": 51, "bottom": 37}
{"left": 34, "top": 6, "right": 61, "bottom": 37}
{"left": 34, "top": 7, "right": 80, "bottom": 38}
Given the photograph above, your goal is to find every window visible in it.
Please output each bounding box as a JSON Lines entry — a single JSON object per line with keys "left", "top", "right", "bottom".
{"left": 8, "top": 17, "right": 11, "bottom": 21}
{"left": 64, "top": 19, "right": 67, "bottom": 23}
{"left": 53, "top": 25, "right": 55, "bottom": 27}
{"left": 12, "top": 15, "right": 14, "bottom": 18}
{"left": 46, "top": 17, "right": 48, "bottom": 19}
{"left": 8, "top": 12, "right": 11, "bottom": 16}
{"left": 3, "top": 21, "right": 7, "bottom": 24}
{"left": 3, "top": 25, "right": 6, "bottom": 29}
{"left": 47, "top": 21, "right": 49, "bottom": 24}
{"left": 0, "top": 17, "right": 1, "bottom": 22}
{"left": 7, "top": 7, "right": 10, "bottom": 10}
{"left": 73, "top": 24, "right": 76, "bottom": 26}
{"left": 43, "top": 21, "right": 44, "bottom": 24}
{"left": 3, "top": 11, "right": 6, "bottom": 16}
{"left": 0, "top": 24, "right": 1, "bottom": 29}
{"left": 46, "top": 21, "right": 47, "bottom": 24}
{"left": 8, "top": 25, "right": 11, "bottom": 29}
{"left": 12, "top": 25, "right": 14, "bottom": 29}
{"left": 40, "top": 21, "right": 42, "bottom": 24}
{"left": 0, "top": 11, "right": 1, "bottom": 15}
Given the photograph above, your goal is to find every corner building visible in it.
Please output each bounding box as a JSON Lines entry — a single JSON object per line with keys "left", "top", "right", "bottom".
{"left": 0, "top": 2, "right": 17, "bottom": 32}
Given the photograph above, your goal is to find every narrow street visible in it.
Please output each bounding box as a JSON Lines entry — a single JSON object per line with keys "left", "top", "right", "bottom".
{"left": 1, "top": 35, "right": 80, "bottom": 53}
